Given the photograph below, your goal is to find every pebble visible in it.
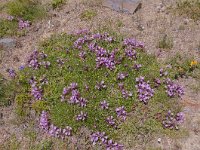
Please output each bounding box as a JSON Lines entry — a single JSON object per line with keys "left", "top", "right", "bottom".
{"left": 158, "top": 138, "right": 162, "bottom": 143}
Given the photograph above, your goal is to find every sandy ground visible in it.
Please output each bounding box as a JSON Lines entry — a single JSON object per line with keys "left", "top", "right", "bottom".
{"left": 0, "top": 0, "right": 200, "bottom": 149}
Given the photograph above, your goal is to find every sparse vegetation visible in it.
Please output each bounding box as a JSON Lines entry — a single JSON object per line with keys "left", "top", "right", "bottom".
{"left": 0, "top": 19, "right": 26, "bottom": 38}
{"left": 157, "top": 34, "right": 173, "bottom": 49}
{"left": 52, "top": 0, "right": 66, "bottom": 9}
{"left": 176, "top": 0, "right": 200, "bottom": 21}
{"left": 80, "top": 9, "right": 97, "bottom": 20}
{"left": 6, "top": 0, "right": 46, "bottom": 21}
{"left": 0, "top": 74, "right": 15, "bottom": 107}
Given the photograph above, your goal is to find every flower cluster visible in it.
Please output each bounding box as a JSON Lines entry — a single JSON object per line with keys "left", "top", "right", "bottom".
{"left": 76, "top": 111, "right": 87, "bottom": 121}
{"left": 7, "top": 15, "right": 14, "bottom": 21}
{"left": 136, "top": 76, "right": 154, "bottom": 104}
{"left": 56, "top": 58, "right": 65, "bottom": 66}
{"left": 165, "top": 78, "right": 184, "bottom": 97}
{"left": 123, "top": 38, "right": 144, "bottom": 49}
{"left": 154, "top": 78, "right": 161, "bottom": 88}
{"left": 117, "top": 72, "right": 128, "bottom": 80}
{"left": 116, "top": 106, "right": 127, "bottom": 121}
{"left": 95, "top": 47, "right": 116, "bottom": 70}
{"left": 92, "top": 32, "right": 113, "bottom": 42}
{"left": 133, "top": 64, "right": 142, "bottom": 71}
{"left": 61, "top": 83, "right": 88, "bottom": 107}
{"left": 100, "top": 100, "right": 109, "bottom": 109}
{"left": 106, "top": 116, "right": 116, "bottom": 127}
{"left": 27, "top": 50, "right": 49, "bottom": 69}
{"left": 162, "top": 110, "right": 184, "bottom": 129}
{"left": 79, "top": 51, "right": 87, "bottom": 59}
{"left": 39, "top": 111, "right": 49, "bottom": 131}
{"left": 74, "top": 33, "right": 117, "bottom": 70}
{"left": 74, "top": 36, "right": 89, "bottom": 50}
{"left": 125, "top": 48, "right": 137, "bottom": 60}
{"left": 18, "top": 19, "right": 30, "bottom": 29}
{"left": 29, "top": 76, "right": 43, "bottom": 100}
{"left": 90, "top": 132, "right": 123, "bottom": 150}
{"left": 95, "top": 81, "right": 107, "bottom": 90}
{"left": 118, "top": 83, "right": 133, "bottom": 99}
{"left": 39, "top": 111, "right": 72, "bottom": 139}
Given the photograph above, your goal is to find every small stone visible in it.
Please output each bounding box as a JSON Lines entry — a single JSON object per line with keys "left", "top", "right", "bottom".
{"left": 0, "top": 38, "right": 16, "bottom": 49}
{"left": 183, "top": 18, "right": 189, "bottom": 25}
{"left": 158, "top": 138, "right": 161, "bottom": 143}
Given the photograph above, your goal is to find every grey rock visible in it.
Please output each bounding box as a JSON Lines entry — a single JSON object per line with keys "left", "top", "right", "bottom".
{"left": 103, "top": 0, "right": 142, "bottom": 14}
{"left": 0, "top": 38, "right": 16, "bottom": 49}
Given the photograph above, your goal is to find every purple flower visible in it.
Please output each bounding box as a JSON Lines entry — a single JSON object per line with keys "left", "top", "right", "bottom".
{"left": 95, "top": 81, "right": 107, "bottom": 90}
{"left": 19, "top": 65, "right": 25, "bottom": 70}
{"left": 133, "top": 64, "right": 142, "bottom": 71}
{"left": 7, "top": 15, "right": 14, "bottom": 21}
{"left": 106, "top": 139, "right": 124, "bottom": 150}
{"left": 49, "top": 124, "right": 61, "bottom": 138}
{"left": 106, "top": 116, "right": 116, "bottom": 127}
{"left": 18, "top": 19, "right": 30, "bottom": 29}
{"left": 74, "top": 37, "right": 88, "bottom": 49}
{"left": 154, "top": 78, "right": 161, "bottom": 87}
{"left": 165, "top": 78, "right": 184, "bottom": 97}
{"left": 117, "top": 72, "right": 128, "bottom": 80}
{"left": 76, "top": 111, "right": 87, "bottom": 121}
{"left": 118, "top": 83, "right": 124, "bottom": 90}
{"left": 162, "top": 111, "right": 184, "bottom": 129}
{"left": 8, "top": 69, "right": 16, "bottom": 78}
{"left": 125, "top": 49, "right": 137, "bottom": 60}
{"left": 78, "top": 97, "right": 87, "bottom": 107}
{"left": 90, "top": 131, "right": 123, "bottom": 149}
{"left": 56, "top": 58, "right": 65, "bottom": 66}
{"left": 100, "top": 100, "right": 109, "bottom": 109}
{"left": 79, "top": 51, "right": 87, "bottom": 59}
{"left": 121, "top": 89, "right": 133, "bottom": 99}
{"left": 116, "top": 106, "right": 127, "bottom": 121}
{"left": 70, "top": 82, "right": 78, "bottom": 90}
{"left": 88, "top": 42, "right": 97, "bottom": 52}
{"left": 62, "top": 87, "right": 70, "bottom": 95}
{"left": 39, "top": 111, "right": 49, "bottom": 131}
{"left": 90, "top": 132, "right": 108, "bottom": 145}
{"left": 27, "top": 50, "right": 40, "bottom": 69}
{"left": 31, "top": 86, "right": 43, "bottom": 100}
{"left": 69, "top": 89, "right": 80, "bottom": 104}
{"left": 123, "top": 38, "right": 144, "bottom": 49}
{"left": 62, "top": 126, "right": 72, "bottom": 137}
{"left": 176, "top": 112, "right": 184, "bottom": 124}
{"left": 136, "top": 76, "right": 154, "bottom": 104}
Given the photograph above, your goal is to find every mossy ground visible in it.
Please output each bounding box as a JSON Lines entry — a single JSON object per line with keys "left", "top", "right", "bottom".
{"left": 11, "top": 31, "right": 186, "bottom": 146}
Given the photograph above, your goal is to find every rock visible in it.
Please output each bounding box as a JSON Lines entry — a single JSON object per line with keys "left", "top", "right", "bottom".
{"left": 156, "top": 3, "right": 165, "bottom": 13}
{"left": 183, "top": 18, "right": 189, "bottom": 25}
{"left": 158, "top": 138, "right": 162, "bottom": 143}
{"left": 0, "top": 38, "right": 16, "bottom": 49}
{"left": 103, "top": 0, "right": 142, "bottom": 14}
